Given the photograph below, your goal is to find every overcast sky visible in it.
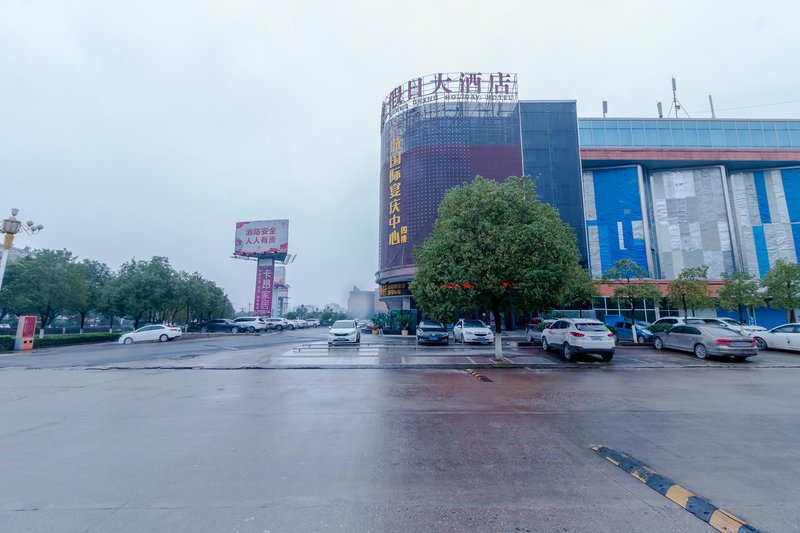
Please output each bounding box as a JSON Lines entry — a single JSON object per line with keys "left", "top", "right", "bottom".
{"left": 2, "top": 0, "right": 799, "bottom": 311}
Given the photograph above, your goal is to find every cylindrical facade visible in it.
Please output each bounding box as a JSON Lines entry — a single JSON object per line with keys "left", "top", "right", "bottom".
{"left": 377, "top": 72, "right": 523, "bottom": 303}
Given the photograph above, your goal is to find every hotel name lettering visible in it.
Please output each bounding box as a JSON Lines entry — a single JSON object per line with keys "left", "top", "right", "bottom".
{"left": 387, "top": 130, "right": 407, "bottom": 246}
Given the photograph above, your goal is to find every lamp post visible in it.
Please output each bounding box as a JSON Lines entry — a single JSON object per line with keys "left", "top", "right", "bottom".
{"left": 0, "top": 208, "right": 44, "bottom": 292}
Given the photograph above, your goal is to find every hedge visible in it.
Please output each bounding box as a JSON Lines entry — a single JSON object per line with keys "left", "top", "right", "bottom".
{"left": 0, "top": 333, "right": 122, "bottom": 352}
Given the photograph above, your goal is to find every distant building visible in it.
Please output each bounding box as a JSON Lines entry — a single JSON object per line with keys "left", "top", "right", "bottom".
{"left": 324, "top": 303, "right": 343, "bottom": 314}
{"left": 347, "top": 286, "right": 378, "bottom": 319}
{"left": 6, "top": 246, "right": 33, "bottom": 262}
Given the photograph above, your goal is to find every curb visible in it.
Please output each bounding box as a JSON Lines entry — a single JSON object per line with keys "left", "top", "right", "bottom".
{"left": 592, "top": 445, "right": 760, "bottom": 533}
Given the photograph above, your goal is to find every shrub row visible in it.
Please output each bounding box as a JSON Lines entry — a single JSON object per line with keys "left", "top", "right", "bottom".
{"left": 0, "top": 333, "right": 122, "bottom": 352}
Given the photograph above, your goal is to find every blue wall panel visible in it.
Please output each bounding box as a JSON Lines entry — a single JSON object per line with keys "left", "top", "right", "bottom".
{"left": 590, "top": 167, "right": 648, "bottom": 275}
{"left": 752, "top": 226, "right": 771, "bottom": 277}
{"left": 753, "top": 171, "right": 772, "bottom": 224}
{"left": 782, "top": 168, "right": 800, "bottom": 222}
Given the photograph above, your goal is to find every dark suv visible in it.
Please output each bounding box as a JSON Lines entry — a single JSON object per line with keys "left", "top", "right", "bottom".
{"left": 197, "top": 319, "right": 240, "bottom": 333}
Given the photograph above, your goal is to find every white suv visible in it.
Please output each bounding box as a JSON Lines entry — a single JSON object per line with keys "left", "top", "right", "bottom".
{"left": 541, "top": 318, "right": 616, "bottom": 361}
{"left": 264, "top": 318, "right": 289, "bottom": 331}
{"left": 232, "top": 317, "right": 267, "bottom": 333}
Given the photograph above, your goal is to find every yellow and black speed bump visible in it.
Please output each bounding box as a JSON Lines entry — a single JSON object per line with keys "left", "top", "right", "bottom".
{"left": 465, "top": 369, "right": 493, "bottom": 382}
{"left": 592, "top": 445, "right": 760, "bottom": 533}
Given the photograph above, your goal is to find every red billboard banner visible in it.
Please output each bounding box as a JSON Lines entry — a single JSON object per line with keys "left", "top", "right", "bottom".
{"left": 253, "top": 258, "right": 274, "bottom": 317}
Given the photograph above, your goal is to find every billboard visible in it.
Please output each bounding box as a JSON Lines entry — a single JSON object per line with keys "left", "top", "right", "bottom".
{"left": 253, "top": 258, "right": 274, "bottom": 317}
{"left": 234, "top": 219, "right": 289, "bottom": 257}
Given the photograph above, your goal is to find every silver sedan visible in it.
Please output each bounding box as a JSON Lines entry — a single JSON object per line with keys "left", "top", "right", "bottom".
{"left": 653, "top": 324, "right": 758, "bottom": 360}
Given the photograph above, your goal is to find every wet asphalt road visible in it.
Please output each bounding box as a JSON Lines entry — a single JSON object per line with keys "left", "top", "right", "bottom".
{"left": 2, "top": 331, "right": 799, "bottom": 532}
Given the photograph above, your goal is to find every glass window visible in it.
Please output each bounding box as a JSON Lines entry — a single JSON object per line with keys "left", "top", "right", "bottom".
{"left": 698, "top": 128, "right": 712, "bottom": 147}
{"left": 632, "top": 128, "right": 646, "bottom": 145}
{"left": 592, "top": 128, "right": 607, "bottom": 145}
{"left": 722, "top": 121, "right": 735, "bottom": 130}
{"left": 685, "top": 327, "right": 702, "bottom": 335}
{"left": 724, "top": 129, "right": 738, "bottom": 147}
{"left": 606, "top": 127, "right": 619, "bottom": 146}
{"left": 709, "top": 121, "right": 723, "bottom": 130}
{"left": 789, "top": 130, "right": 800, "bottom": 147}
{"left": 672, "top": 127, "right": 686, "bottom": 146}
{"left": 764, "top": 129, "right": 778, "bottom": 147}
{"left": 579, "top": 128, "right": 593, "bottom": 146}
{"left": 619, "top": 127, "right": 632, "bottom": 145}
{"left": 734, "top": 121, "right": 749, "bottom": 130}
{"left": 737, "top": 129, "right": 752, "bottom": 146}
{"left": 645, "top": 127, "right": 660, "bottom": 147}
{"left": 658, "top": 127, "right": 673, "bottom": 146}
{"left": 710, "top": 129, "right": 725, "bottom": 147}
{"left": 749, "top": 127, "right": 765, "bottom": 147}
{"left": 776, "top": 129, "right": 791, "bottom": 147}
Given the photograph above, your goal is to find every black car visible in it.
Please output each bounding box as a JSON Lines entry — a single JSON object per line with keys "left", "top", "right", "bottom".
{"left": 416, "top": 321, "right": 449, "bottom": 345}
{"left": 197, "top": 319, "right": 240, "bottom": 334}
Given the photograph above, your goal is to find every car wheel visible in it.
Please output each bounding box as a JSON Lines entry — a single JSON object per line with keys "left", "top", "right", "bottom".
{"left": 200, "top": 326, "right": 208, "bottom": 333}
{"left": 288, "top": 325, "right": 295, "bottom": 330}
{"left": 694, "top": 344, "right": 708, "bottom": 360}
{"left": 277, "top": 325, "right": 283, "bottom": 331}
{"left": 526, "top": 330, "right": 533, "bottom": 342}
{"left": 754, "top": 337, "right": 767, "bottom": 350}
{"left": 602, "top": 352, "right": 614, "bottom": 362}
{"left": 248, "top": 326, "right": 255, "bottom": 333}
{"left": 159, "top": 334, "right": 168, "bottom": 342}
{"left": 637, "top": 335, "right": 645, "bottom": 344}
{"left": 123, "top": 337, "right": 133, "bottom": 345}
{"left": 654, "top": 337, "right": 663, "bottom": 350}
{"left": 563, "top": 343, "right": 574, "bottom": 361}
{"left": 541, "top": 337, "right": 550, "bottom": 352}
{"left": 230, "top": 326, "right": 239, "bottom": 334}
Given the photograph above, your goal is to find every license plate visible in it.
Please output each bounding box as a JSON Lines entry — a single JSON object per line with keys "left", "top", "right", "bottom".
{"left": 731, "top": 342, "right": 751, "bottom": 347}
{"left": 591, "top": 336, "right": 603, "bottom": 341}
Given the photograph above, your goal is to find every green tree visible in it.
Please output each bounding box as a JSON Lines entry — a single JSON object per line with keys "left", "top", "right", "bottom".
{"left": 761, "top": 259, "right": 800, "bottom": 322}
{"left": 718, "top": 271, "right": 764, "bottom": 328}
{"left": 2, "top": 249, "right": 87, "bottom": 329}
{"left": 667, "top": 266, "right": 712, "bottom": 319}
{"left": 602, "top": 258, "right": 662, "bottom": 323}
{"left": 410, "top": 176, "right": 586, "bottom": 360}
{"left": 75, "top": 259, "right": 112, "bottom": 333}
{"left": 114, "top": 257, "right": 177, "bottom": 329}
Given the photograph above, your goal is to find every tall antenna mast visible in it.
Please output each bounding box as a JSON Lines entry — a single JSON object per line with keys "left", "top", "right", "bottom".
{"left": 671, "top": 77, "right": 680, "bottom": 118}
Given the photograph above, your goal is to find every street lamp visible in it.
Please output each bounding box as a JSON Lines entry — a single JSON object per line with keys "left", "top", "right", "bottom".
{"left": 0, "top": 208, "right": 44, "bottom": 292}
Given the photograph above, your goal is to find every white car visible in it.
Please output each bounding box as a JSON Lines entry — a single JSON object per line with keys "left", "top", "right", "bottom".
{"left": 713, "top": 317, "right": 767, "bottom": 334}
{"left": 232, "top": 316, "right": 267, "bottom": 333}
{"left": 453, "top": 319, "right": 494, "bottom": 344}
{"left": 328, "top": 319, "right": 361, "bottom": 345}
{"left": 541, "top": 318, "right": 615, "bottom": 361}
{"left": 525, "top": 319, "right": 556, "bottom": 343}
{"left": 750, "top": 323, "right": 800, "bottom": 351}
{"left": 264, "top": 318, "right": 288, "bottom": 331}
{"left": 306, "top": 319, "right": 320, "bottom": 327}
{"left": 119, "top": 324, "right": 182, "bottom": 345}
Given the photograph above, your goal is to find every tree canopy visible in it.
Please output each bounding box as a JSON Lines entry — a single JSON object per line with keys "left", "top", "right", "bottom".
{"left": 761, "top": 259, "right": 800, "bottom": 322}
{"left": 410, "top": 176, "right": 588, "bottom": 331}
{"left": 602, "top": 258, "right": 662, "bottom": 317}
{"left": 718, "top": 271, "right": 764, "bottom": 325}
{"left": 667, "top": 266, "right": 712, "bottom": 319}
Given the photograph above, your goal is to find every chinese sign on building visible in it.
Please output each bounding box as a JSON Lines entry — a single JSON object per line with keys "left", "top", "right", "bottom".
{"left": 387, "top": 129, "right": 408, "bottom": 247}
{"left": 381, "top": 72, "right": 518, "bottom": 127}
{"left": 253, "top": 258, "right": 274, "bottom": 317}
{"left": 234, "top": 219, "right": 289, "bottom": 257}
{"left": 379, "top": 282, "right": 411, "bottom": 297}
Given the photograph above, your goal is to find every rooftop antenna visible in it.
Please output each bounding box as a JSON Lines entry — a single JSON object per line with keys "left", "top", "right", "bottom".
{"left": 668, "top": 77, "right": 691, "bottom": 118}
{"left": 657, "top": 101, "right": 664, "bottom": 118}
{"left": 602, "top": 100, "right": 608, "bottom": 118}
{"left": 708, "top": 94, "right": 716, "bottom": 118}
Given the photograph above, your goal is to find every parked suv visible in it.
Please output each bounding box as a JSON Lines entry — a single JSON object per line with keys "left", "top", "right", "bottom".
{"left": 264, "top": 318, "right": 288, "bottom": 331}
{"left": 232, "top": 316, "right": 267, "bottom": 333}
{"left": 197, "top": 319, "right": 240, "bottom": 333}
{"left": 541, "top": 318, "right": 616, "bottom": 361}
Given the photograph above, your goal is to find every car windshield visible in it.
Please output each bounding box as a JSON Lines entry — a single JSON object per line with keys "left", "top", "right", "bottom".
{"left": 575, "top": 323, "right": 607, "bottom": 332}
{"left": 463, "top": 320, "right": 486, "bottom": 328}
{"left": 332, "top": 321, "right": 354, "bottom": 329}
{"left": 419, "top": 322, "right": 445, "bottom": 331}
{"left": 636, "top": 321, "right": 651, "bottom": 328}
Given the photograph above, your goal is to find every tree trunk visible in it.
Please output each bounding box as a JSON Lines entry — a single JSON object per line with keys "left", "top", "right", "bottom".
{"left": 738, "top": 304, "right": 745, "bottom": 335}
{"left": 79, "top": 311, "right": 87, "bottom": 334}
{"left": 492, "top": 297, "right": 502, "bottom": 361}
{"left": 791, "top": 308, "right": 797, "bottom": 323}
{"left": 108, "top": 314, "right": 114, "bottom": 333}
